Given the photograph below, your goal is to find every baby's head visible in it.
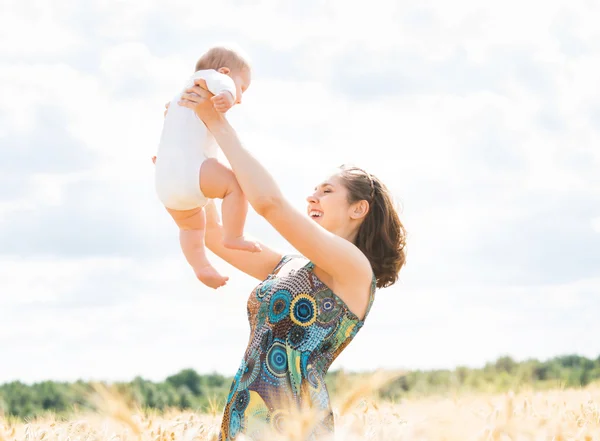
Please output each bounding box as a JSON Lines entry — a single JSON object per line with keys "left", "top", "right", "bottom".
{"left": 195, "top": 46, "right": 252, "bottom": 104}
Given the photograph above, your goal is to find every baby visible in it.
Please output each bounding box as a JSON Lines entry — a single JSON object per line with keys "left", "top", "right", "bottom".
{"left": 154, "top": 46, "right": 260, "bottom": 289}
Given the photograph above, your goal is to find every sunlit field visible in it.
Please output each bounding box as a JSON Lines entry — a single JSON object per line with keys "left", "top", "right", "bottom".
{"left": 2, "top": 381, "right": 599, "bottom": 441}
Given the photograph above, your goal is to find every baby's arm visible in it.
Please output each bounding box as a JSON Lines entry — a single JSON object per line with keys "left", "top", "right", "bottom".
{"left": 198, "top": 70, "right": 236, "bottom": 113}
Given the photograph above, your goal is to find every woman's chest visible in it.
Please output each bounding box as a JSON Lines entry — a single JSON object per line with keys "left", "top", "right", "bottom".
{"left": 246, "top": 262, "right": 352, "bottom": 337}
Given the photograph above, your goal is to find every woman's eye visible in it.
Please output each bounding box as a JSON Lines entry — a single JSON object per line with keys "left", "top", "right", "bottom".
{"left": 323, "top": 190, "right": 332, "bottom": 193}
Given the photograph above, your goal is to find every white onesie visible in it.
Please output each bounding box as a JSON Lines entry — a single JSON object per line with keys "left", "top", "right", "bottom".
{"left": 154, "top": 69, "right": 237, "bottom": 211}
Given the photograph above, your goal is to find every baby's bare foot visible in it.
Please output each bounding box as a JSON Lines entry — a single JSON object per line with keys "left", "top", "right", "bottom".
{"left": 195, "top": 265, "right": 229, "bottom": 289}
{"left": 223, "top": 236, "right": 262, "bottom": 253}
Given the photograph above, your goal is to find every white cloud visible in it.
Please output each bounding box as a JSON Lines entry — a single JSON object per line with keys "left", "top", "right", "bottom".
{"left": 592, "top": 217, "right": 600, "bottom": 233}
{"left": 1, "top": 255, "right": 598, "bottom": 383}
{"left": 1, "top": 0, "right": 599, "bottom": 383}
{"left": 0, "top": 0, "right": 84, "bottom": 57}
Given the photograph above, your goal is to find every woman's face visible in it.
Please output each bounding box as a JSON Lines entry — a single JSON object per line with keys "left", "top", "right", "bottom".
{"left": 306, "top": 173, "right": 355, "bottom": 233}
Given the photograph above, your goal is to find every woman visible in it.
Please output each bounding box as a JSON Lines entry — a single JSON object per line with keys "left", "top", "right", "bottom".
{"left": 176, "top": 79, "right": 407, "bottom": 440}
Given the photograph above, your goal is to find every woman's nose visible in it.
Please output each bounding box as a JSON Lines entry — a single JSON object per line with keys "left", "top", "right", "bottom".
{"left": 306, "top": 194, "right": 318, "bottom": 204}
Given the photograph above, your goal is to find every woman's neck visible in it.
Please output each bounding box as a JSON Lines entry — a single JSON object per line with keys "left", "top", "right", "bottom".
{"left": 332, "top": 222, "right": 360, "bottom": 245}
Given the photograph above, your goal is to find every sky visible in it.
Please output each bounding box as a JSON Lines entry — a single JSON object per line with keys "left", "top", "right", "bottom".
{"left": 0, "top": 0, "right": 599, "bottom": 384}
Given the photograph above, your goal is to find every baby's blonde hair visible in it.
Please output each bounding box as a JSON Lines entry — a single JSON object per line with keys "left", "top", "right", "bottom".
{"left": 195, "top": 46, "right": 251, "bottom": 73}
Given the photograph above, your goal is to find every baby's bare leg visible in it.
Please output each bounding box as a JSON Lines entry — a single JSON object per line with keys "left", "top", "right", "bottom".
{"left": 166, "top": 207, "right": 228, "bottom": 289}
{"left": 199, "top": 158, "right": 261, "bottom": 253}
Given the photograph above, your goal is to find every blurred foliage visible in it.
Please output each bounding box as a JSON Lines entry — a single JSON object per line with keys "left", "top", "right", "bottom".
{"left": 1, "top": 354, "right": 599, "bottom": 418}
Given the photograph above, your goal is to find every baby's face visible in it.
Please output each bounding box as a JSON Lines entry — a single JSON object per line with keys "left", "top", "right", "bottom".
{"left": 230, "top": 68, "right": 251, "bottom": 105}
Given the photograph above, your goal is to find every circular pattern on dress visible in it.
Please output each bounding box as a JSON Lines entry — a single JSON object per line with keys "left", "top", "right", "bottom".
{"left": 260, "top": 329, "right": 273, "bottom": 353}
{"left": 240, "top": 350, "right": 260, "bottom": 390}
{"left": 270, "top": 409, "right": 289, "bottom": 433}
{"left": 288, "top": 325, "right": 306, "bottom": 348}
{"left": 323, "top": 320, "right": 340, "bottom": 341}
{"left": 234, "top": 389, "right": 250, "bottom": 413}
{"left": 268, "top": 290, "right": 291, "bottom": 323}
{"left": 322, "top": 298, "right": 335, "bottom": 311}
{"left": 320, "top": 339, "right": 333, "bottom": 353}
{"left": 256, "top": 279, "right": 274, "bottom": 300}
{"left": 290, "top": 294, "right": 317, "bottom": 327}
{"left": 218, "top": 256, "right": 375, "bottom": 440}
{"left": 229, "top": 409, "right": 243, "bottom": 438}
{"left": 246, "top": 391, "right": 269, "bottom": 423}
{"left": 315, "top": 291, "right": 343, "bottom": 326}
{"left": 266, "top": 341, "right": 288, "bottom": 377}
{"left": 227, "top": 366, "right": 241, "bottom": 402}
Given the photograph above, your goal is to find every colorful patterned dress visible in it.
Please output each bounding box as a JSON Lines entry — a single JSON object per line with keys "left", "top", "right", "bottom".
{"left": 218, "top": 255, "right": 376, "bottom": 441}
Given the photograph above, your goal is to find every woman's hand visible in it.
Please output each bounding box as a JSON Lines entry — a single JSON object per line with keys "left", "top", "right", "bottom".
{"left": 178, "top": 78, "right": 227, "bottom": 130}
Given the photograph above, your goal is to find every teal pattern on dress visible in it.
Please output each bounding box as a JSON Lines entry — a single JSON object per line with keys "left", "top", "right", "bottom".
{"left": 218, "top": 255, "right": 376, "bottom": 440}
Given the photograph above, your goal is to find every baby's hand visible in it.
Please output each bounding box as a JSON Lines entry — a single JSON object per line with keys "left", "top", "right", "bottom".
{"left": 211, "top": 91, "right": 235, "bottom": 113}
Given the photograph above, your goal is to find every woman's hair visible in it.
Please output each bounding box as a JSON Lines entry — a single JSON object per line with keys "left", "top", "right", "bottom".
{"left": 338, "top": 165, "right": 407, "bottom": 289}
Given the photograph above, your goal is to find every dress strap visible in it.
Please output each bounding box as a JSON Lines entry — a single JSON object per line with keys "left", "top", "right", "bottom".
{"left": 363, "top": 275, "right": 377, "bottom": 319}
{"left": 270, "top": 254, "right": 295, "bottom": 276}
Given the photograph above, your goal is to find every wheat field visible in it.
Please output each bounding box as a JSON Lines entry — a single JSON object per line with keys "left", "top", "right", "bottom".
{"left": 1, "top": 383, "right": 600, "bottom": 441}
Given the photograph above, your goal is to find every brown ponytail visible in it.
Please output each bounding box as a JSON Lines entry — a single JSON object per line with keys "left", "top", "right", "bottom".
{"left": 338, "top": 165, "right": 407, "bottom": 288}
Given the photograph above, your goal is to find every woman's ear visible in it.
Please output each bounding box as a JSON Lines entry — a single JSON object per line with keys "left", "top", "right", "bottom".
{"left": 350, "top": 200, "right": 369, "bottom": 220}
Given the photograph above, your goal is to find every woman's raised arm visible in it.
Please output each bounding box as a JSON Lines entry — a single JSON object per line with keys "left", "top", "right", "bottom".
{"left": 179, "top": 81, "right": 373, "bottom": 294}
{"left": 203, "top": 200, "right": 283, "bottom": 281}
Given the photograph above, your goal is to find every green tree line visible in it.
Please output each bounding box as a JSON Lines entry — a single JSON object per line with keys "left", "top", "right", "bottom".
{"left": 1, "top": 354, "right": 599, "bottom": 419}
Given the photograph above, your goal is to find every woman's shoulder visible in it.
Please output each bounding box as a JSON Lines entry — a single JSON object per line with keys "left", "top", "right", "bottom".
{"left": 271, "top": 252, "right": 374, "bottom": 288}
{"left": 268, "top": 253, "right": 376, "bottom": 321}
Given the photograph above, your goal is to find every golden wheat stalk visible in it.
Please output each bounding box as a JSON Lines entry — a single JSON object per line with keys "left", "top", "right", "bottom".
{"left": 89, "top": 382, "right": 143, "bottom": 438}
{"left": 338, "top": 370, "right": 404, "bottom": 416}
